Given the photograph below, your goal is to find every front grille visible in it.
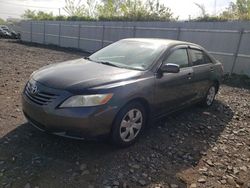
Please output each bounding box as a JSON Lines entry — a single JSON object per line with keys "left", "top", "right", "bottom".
{"left": 24, "top": 82, "right": 58, "bottom": 105}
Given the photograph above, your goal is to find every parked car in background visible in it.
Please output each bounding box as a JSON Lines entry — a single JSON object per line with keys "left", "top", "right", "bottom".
{"left": 0, "top": 27, "right": 12, "bottom": 38}
{"left": 8, "top": 28, "right": 20, "bottom": 39}
{"left": 0, "top": 25, "right": 20, "bottom": 39}
{"left": 22, "top": 38, "right": 223, "bottom": 147}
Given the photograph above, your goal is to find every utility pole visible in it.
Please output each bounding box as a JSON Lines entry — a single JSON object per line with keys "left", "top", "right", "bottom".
{"left": 214, "top": 0, "right": 217, "bottom": 16}
{"left": 59, "top": 8, "right": 61, "bottom": 16}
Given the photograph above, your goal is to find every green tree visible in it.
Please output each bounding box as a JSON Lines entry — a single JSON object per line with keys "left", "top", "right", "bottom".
{"left": 120, "top": 0, "right": 148, "bottom": 20}
{"left": 21, "top": 10, "right": 54, "bottom": 20}
{"left": 220, "top": 2, "right": 238, "bottom": 20}
{"left": 236, "top": 0, "right": 250, "bottom": 19}
{"left": 146, "top": 0, "right": 175, "bottom": 21}
{"left": 220, "top": 0, "right": 250, "bottom": 20}
{"left": 97, "top": 0, "right": 123, "bottom": 18}
{"left": 21, "top": 0, "right": 176, "bottom": 21}
{"left": 98, "top": 0, "right": 176, "bottom": 21}
{"left": 35, "top": 11, "right": 54, "bottom": 20}
{"left": 21, "top": 9, "right": 36, "bottom": 20}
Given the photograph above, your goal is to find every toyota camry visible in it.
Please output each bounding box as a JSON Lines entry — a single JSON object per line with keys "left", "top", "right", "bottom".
{"left": 22, "top": 38, "right": 223, "bottom": 147}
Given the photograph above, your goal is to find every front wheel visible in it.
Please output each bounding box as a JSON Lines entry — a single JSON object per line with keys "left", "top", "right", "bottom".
{"left": 111, "top": 102, "right": 146, "bottom": 147}
{"left": 201, "top": 85, "right": 217, "bottom": 107}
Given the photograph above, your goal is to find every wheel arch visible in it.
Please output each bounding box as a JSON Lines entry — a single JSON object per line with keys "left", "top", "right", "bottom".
{"left": 112, "top": 97, "right": 151, "bottom": 129}
{"left": 127, "top": 97, "right": 151, "bottom": 117}
{"left": 213, "top": 79, "right": 220, "bottom": 93}
{"left": 121, "top": 97, "right": 151, "bottom": 118}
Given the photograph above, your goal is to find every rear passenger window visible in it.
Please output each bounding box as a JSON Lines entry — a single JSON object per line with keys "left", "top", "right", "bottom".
{"left": 164, "top": 49, "right": 189, "bottom": 68}
{"left": 190, "top": 49, "right": 212, "bottom": 66}
{"left": 204, "top": 54, "right": 213, "bottom": 64}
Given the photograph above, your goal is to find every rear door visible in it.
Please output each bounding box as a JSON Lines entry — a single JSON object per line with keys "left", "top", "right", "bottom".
{"left": 188, "top": 47, "right": 215, "bottom": 99}
{"left": 154, "top": 46, "right": 197, "bottom": 116}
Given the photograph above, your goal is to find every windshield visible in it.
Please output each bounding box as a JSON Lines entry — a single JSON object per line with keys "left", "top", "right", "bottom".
{"left": 89, "top": 40, "right": 164, "bottom": 70}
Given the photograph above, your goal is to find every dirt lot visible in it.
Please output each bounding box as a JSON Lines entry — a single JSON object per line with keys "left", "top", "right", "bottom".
{"left": 0, "top": 39, "right": 249, "bottom": 188}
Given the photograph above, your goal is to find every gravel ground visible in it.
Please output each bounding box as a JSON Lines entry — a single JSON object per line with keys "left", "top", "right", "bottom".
{"left": 0, "top": 39, "right": 249, "bottom": 188}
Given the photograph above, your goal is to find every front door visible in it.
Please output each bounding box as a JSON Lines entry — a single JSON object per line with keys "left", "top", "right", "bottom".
{"left": 154, "top": 47, "right": 196, "bottom": 116}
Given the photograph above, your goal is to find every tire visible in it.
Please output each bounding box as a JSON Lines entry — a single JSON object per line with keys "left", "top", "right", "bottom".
{"left": 111, "top": 102, "right": 146, "bottom": 147}
{"left": 200, "top": 84, "right": 217, "bottom": 107}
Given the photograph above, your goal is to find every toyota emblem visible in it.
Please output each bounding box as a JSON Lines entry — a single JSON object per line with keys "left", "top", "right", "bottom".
{"left": 30, "top": 84, "right": 38, "bottom": 95}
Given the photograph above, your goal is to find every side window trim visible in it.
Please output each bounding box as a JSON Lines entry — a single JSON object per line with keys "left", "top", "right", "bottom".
{"left": 155, "top": 45, "right": 190, "bottom": 73}
{"left": 203, "top": 51, "right": 214, "bottom": 64}
{"left": 162, "top": 47, "right": 191, "bottom": 69}
{"left": 188, "top": 48, "right": 212, "bottom": 67}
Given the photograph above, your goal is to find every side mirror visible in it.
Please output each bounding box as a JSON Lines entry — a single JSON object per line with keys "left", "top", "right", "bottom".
{"left": 161, "top": 63, "right": 180, "bottom": 73}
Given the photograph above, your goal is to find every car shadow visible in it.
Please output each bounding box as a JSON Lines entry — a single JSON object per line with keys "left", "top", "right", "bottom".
{"left": 0, "top": 99, "right": 233, "bottom": 188}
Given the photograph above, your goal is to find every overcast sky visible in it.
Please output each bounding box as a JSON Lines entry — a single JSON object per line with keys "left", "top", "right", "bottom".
{"left": 0, "top": 0, "right": 234, "bottom": 20}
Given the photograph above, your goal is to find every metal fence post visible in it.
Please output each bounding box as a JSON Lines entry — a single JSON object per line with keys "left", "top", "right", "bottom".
{"left": 43, "top": 22, "right": 46, "bottom": 44}
{"left": 101, "top": 25, "right": 105, "bottom": 48}
{"left": 30, "top": 22, "right": 33, "bottom": 42}
{"left": 231, "top": 28, "right": 244, "bottom": 75}
{"left": 133, "top": 26, "right": 136, "bottom": 37}
{"left": 58, "top": 23, "right": 61, "bottom": 46}
{"left": 177, "top": 27, "right": 181, "bottom": 40}
{"left": 78, "top": 24, "right": 81, "bottom": 49}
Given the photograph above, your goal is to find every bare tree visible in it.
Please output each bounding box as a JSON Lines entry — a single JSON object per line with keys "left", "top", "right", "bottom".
{"left": 63, "top": 0, "right": 86, "bottom": 16}
{"left": 194, "top": 3, "right": 207, "bottom": 18}
{"left": 86, "top": 0, "right": 98, "bottom": 17}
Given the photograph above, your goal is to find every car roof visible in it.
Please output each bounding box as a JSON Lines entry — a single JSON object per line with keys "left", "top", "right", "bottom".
{"left": 122, "top": 38, "right": 203, "bottom": 49}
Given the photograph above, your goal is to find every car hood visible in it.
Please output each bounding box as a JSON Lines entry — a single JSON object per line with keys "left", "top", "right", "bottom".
{"left": 32, "top": 58, "right": 142, "bottom": 92}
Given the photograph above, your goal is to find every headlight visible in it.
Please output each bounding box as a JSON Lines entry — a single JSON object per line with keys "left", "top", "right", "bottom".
{"left": 60, "top": 94, "right": 113, "bottom": 107}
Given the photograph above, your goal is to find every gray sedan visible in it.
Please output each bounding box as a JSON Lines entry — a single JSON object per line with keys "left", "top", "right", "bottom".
{"left": 22, "top": 38, "right": 223, "bottom": 147}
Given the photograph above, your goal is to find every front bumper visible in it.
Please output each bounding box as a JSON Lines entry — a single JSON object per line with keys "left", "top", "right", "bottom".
{"left": 22, "top": 84, "right": 119, "bottom": 139}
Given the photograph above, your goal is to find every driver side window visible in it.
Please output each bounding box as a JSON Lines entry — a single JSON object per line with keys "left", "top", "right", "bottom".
{"left": 163, "top": 49, "right": 189, "bottom": 68}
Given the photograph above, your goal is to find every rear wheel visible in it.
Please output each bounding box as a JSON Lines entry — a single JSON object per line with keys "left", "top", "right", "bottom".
{"left": 201, "top": 84, "right": 216, "bottom": 107}
{"left": 111, "top": 102, "right": 146, "bottom": 147}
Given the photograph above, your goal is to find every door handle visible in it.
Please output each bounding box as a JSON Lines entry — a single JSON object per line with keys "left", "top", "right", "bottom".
{"left": 210, "top": 67, "right": 214, "bottom": 72}
{"left": 187, "top": 72, "right": 192, "bottom": 80}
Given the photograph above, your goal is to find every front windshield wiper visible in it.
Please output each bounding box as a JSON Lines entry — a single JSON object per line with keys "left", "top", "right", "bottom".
{"left": 85, "top": 58, "right": 144, "bottom": 71}
{"left": 84, "top": 57, "right": 120, "bottom": 68}
{"left": 97, "top": 61, "right": 123, "bottom": 68}
{"left": 84, "top": 56, "right": 93, "bottom": 61}
{"left": 100, "top": 61, "right": 145, "bottom": 71}
{"left": 84, "top": 57, "right": 122, "bottom": 68}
